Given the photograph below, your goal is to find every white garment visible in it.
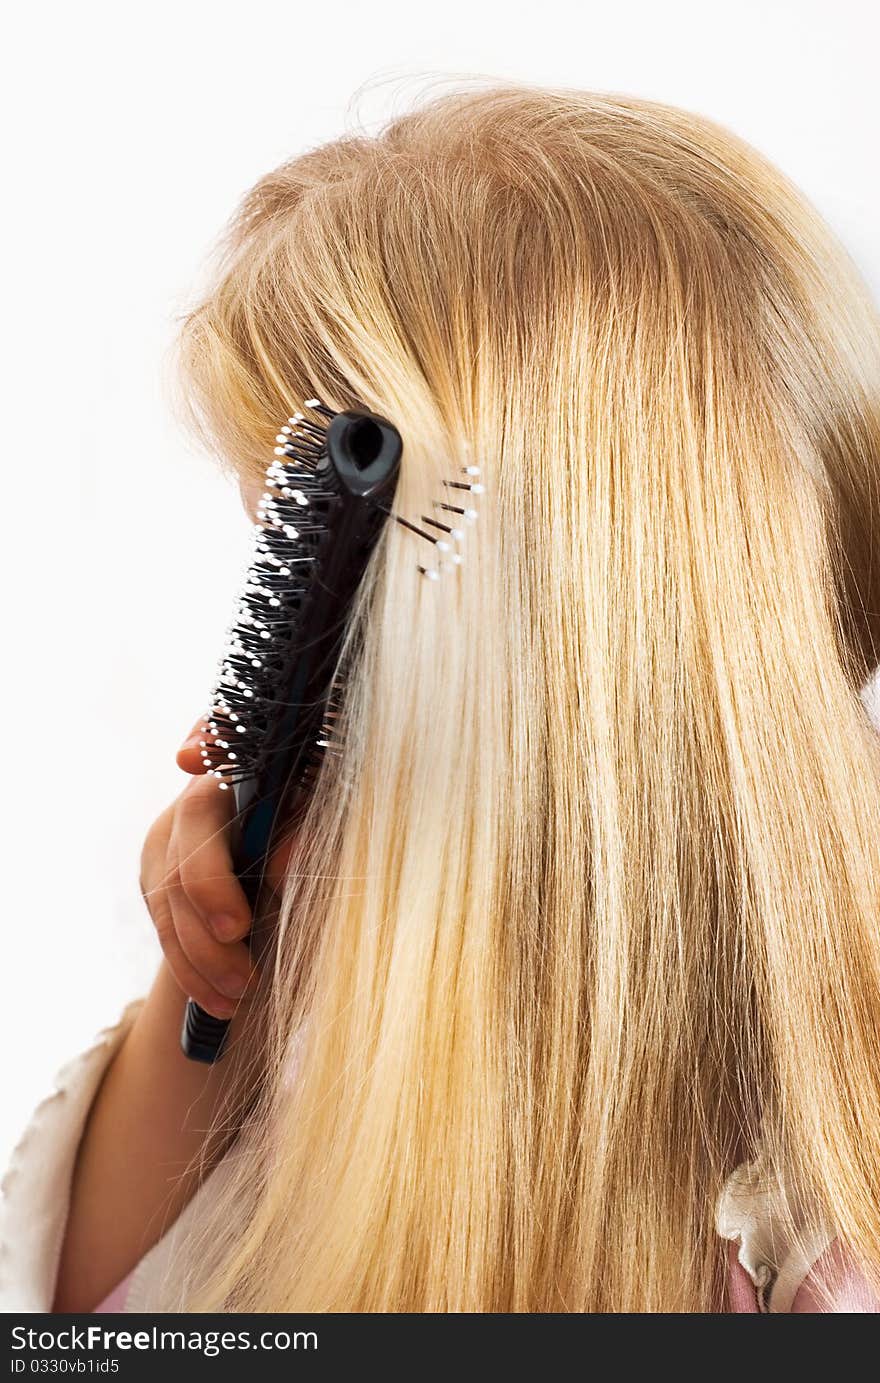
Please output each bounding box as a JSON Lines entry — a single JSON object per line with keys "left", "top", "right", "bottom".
{"left": 0, "top": 1000, "right": 844, "bottom": 1313}
{"left": 0, "top": 1000, "right": 234, "bottom": 1313}
{"left": 0, "top": 1001, "right": 143, "bottom": 1312}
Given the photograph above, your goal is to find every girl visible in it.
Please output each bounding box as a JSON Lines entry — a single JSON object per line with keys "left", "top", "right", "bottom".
{"left": 4, "top": 83, "right": 880, "bottom": 1313}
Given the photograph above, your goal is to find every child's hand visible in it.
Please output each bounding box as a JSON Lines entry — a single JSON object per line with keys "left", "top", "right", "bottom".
{"left": 138, "top": 719, "right": 256, "bottom": 1019}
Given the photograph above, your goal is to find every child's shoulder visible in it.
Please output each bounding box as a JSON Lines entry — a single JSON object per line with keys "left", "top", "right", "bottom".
{"left": 716, "top": 1158, "right": 879, "bottom": 1312}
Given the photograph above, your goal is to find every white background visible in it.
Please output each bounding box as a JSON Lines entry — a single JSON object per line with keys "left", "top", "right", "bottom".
{"left": 2, "top": 0, "right": 879, "bottom": 1169}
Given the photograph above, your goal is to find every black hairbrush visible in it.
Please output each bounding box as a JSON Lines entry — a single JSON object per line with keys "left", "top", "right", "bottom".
{"left": 181, "top": 400, "right": 403, "bottom": 1062}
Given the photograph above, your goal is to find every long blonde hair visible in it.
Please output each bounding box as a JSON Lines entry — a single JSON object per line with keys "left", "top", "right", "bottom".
{"left": 176, "top": 83, "right": 880, "bottom": 1311}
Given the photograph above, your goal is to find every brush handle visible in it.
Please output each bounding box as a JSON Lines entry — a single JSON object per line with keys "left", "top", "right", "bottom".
{"left": 180, "top": 782, "right": 267, "bottom": 1063}
{"left": 180, "top": 1002, "right": 233, "bottom": 1062}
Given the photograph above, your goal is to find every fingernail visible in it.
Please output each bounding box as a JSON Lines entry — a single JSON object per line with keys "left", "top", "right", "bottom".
{"left": 210, "top": 914, "right": 243, "bottom": 941}
{"left": 220, "top": 972, "right": 248, "bottom": 999}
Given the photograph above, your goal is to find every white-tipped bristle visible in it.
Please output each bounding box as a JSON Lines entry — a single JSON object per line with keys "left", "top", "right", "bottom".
{"left": 304, "top": 397, "right": 321, "bottom": 408}
{"left": 273, "top": 446, "right": 285, "bottom": 456}
{"left": 464, "top": 465, "right": 481, "bottom": 476}
{"left": 470, "top": 483, "right": 485, "bottom": 494}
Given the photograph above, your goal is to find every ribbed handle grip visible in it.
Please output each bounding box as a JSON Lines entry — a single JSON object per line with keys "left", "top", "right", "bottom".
{"left": 181, "top": 999, "right": 231, "bottom": 1063}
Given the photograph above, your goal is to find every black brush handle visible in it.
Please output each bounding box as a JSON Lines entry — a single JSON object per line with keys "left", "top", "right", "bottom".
{"left": 180, "top": 408, "right": 402, "bottom": 1063}
{"left": 180, "top": 797, "right": 263, "bottom": 1062}
{"left": 181, "top": 1002, "right": 236, "bottom": 1063}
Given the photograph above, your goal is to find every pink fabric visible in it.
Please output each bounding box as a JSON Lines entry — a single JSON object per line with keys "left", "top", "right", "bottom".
{"left": 727, "top": 1239, "right": 880, "bottom": 1313}
{"left": 727, "top": 1244, "right": 760, "bottom": 1312}
{"left": 92, "top": 1270, "right": 133, "bottom": 1313}
{"left": 791, "top": 1241, "right": 880, "bottom": 1313}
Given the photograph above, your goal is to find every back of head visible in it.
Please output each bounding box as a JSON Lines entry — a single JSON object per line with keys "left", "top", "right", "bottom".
{"left": 178, "top": 83, "right": 880, "bottom": 1311}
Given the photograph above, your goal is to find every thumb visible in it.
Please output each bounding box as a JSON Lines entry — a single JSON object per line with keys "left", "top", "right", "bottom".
{"left": 176, "top": 715, "right": 213, "bottom": 775}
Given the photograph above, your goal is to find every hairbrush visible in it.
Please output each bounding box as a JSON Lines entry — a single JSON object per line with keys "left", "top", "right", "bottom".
{"left": 181, "top": 398, "right": 484, "bottom": 1062}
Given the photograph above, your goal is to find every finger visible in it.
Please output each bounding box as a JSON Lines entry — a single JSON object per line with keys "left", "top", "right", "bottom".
{"left": 168, "top": 797, "right": 253, "bottom": 998}
{"left": 148, "top": 882, "right": 239, "bottom": 1020}
{"left": 176, "top": 714, "right": 215, "bottom": 776}
{"left": 139, "top": 802, "right": 176, "bottom": 902}
{"left": 168, "top": 872, "right": 253, "bottom": 1003}
{"left": 175, "top": 775, "right": 252, "bottom": 942}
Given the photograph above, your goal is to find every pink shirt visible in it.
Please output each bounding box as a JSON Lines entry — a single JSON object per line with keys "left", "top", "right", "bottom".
{"left": 727, "top": 1242, "right": 880, "bottom": 1313}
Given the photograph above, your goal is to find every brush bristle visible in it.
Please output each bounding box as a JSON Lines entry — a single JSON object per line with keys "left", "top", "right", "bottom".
{"left": 199, "top": 406, "right": 339, "bottom": 787}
